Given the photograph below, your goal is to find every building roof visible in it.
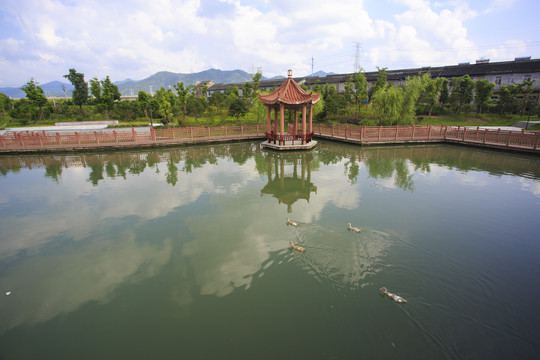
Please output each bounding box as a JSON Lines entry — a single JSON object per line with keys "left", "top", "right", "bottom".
{"left": 258, "top": 71, "right": 320, "bottom": 106}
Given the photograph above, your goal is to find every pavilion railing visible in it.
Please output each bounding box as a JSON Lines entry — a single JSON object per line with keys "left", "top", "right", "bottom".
{"left": 264, "top": 131, "right": 314, "bottom": 145}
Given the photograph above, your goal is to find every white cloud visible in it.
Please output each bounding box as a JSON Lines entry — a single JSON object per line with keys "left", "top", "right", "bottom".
{"left": 0, "top": 0, "right": 536, "bottom": 85}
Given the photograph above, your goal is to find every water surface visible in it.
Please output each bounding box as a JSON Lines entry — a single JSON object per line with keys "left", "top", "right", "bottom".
{"left": 0, "top": 141, "right": 539, "bottom": 359}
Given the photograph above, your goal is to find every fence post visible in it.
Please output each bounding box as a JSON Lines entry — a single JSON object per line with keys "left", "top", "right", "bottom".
{"left": 463, "top": 127, "right": 467, "bottom": 141}
{"left": 361, "top": 125, "right": 366, "bottom": 141}
{"left": 332, "top": 124, "right": 335, "bottom": 138}
{"left": 534, "top": 132, "right": 540, "bottom": 150}
{"left": 132, "top": 127, "right": 137, "bottom": 142}
{"left": 113, "top": 130, "right": 118, "bottom": 143}
{"left": 151, "top": 127, "right": 156, "bottom": 142}
{"left": 38, "top": 133, "right": 43, "bottom": 148}
{"left": 208, "top": 127, "right": 211, "bottom": 137}
{"left": 190, "top": 128, "right": 193, "bottom": 138}
{"left": 427, "top": 125, "right": 431, "bottom": 140}
{"left": 241, "top": 125, "right": 244, "bottom": 136}
{"left": 395, "top": 125, "right": 399, "bottom": 140}
{"left": 475, "top": 126, "right": 480, "bottom": 140}
{"left": 19, "top": 133, "right": 25, "bottom": 148}
{"left": 76, "top": 132, "right": 80, "bottom": 146}
{"left": 411, "top": 125, "right": 415, "bottom": 140}
{"left": 496, "top": 128, "right": 501, "bottom": 144}
{"left": 519, "top": 129, "right": 524, "bottom": 145}
{"left": 56, "top": 133, "right": 62, "bottom": 146}
{"left": 256, "top": 125, "right": 259, "bottom": 136}
{"left": 378, "top": 125, "right": 382, "bottom": 141}
{"left": 94, "top": 131, "right": 100, "bottom": 145}
{"left": 0, "top": 135, "right": 5, "bottom": 149}
{"left": 345, "top": 125, "right": 348, "bottom": 139}
{"left": 443, "top": 125, "right": 448, "bottom": 140}
{"left": 483, "top": 129, "right": 488, "bottom": 144}
{"left": 506, "top": 131, "right": 511, "bottom": 146}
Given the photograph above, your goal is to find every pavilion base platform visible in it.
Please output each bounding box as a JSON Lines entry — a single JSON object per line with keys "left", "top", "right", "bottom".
{"left": 261, "top": 140, "right": 317, "bottom": 151}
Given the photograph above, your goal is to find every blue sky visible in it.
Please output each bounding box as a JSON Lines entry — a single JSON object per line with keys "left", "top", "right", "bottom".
{"left": 0, "top": 0, "right": 539, "bottom": 86}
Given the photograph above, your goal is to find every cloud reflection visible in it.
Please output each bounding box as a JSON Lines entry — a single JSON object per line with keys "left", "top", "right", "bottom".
{"left": 0, "top": 231, "right": 172, "bottom": 334}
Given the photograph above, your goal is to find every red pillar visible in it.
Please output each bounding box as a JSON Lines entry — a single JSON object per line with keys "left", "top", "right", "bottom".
{"left": 294, "top": 109, "right": 298, "bottom": 136}
{"left": 266, "top": 106, "right": 271, "bottom": 134}
{"left": 302, "top": 104, "right": 307, "bottom": 144}
{"left": 280, "top": 103, "right": 285, "bottom": 145}
{"left": 266, "top": 105, "right": 271, "bottom": 143}
{"left": 273, "top": 107, "right": 278, "bottom": 143}
{"left": 309, "top": 103, "right": 313, "bottom": 134}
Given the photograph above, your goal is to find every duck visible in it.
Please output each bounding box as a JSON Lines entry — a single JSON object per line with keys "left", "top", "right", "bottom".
{"left": 379, "top": 287, "right": 407, "bottom": 303}
{"left": 289, "top": 241, "right": 305, "bottom": 253}
{"left": 347, "top": 223, "right": 361, "bottom": 233}
{"left": 286, "top": 217, "right": 299, "bottom": 227}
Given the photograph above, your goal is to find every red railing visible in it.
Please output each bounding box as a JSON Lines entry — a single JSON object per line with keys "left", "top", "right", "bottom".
{"left": 315, "top": 124, "right": 446, "bottom": 142}
{"left": 0, "top": 125, "right": 263, "bottom": 151}
{"left": 0, "top": 124, "right": 538, "bottom": 152}
{"left": 264, "top": 131, "right": 314, "bottom": 145}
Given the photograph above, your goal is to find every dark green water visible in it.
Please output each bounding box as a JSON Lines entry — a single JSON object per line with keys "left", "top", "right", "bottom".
{"left": 0, "top": 141, "right": 539, "bottom": 359}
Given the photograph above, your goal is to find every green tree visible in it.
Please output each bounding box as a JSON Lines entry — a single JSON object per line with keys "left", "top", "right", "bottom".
{"left": 368, "top": 67, "right": 388, "bottom": 100}
{"left": 173, "top": 82, "right": 188, "bottom": 117}
{"left": 90, "top": 76, "right": 120, "bottom": 120}
{"left": 420, "top": 74, "right": 443, "bottom": 117}
{"left": 346, "top": 71, "right": 368, "bottom": 119}
{"left": 252, "top": 70, "right": 262, "bottom": 92}
{"left": 155, "top": 87, "right": 173, "bottom": 125}
{"left": 228, "top": 96, "right": 248, "bottom": 120}
{"left": 137, "top": 90, "right": 153, "bottom": 124}
{"left": 449, "top": 74, "right": 474, "bottom": 113}
{"left": 186, "top": 94, "right": 208, "bottom": 121}
{"left": 439, "top": 78, "right": 449, "bottom": 105}
{"left": 242, "top": 81, "right": 253, "bottom": 100}
{"left": 63, "top": 68, "right": 88, "bottom": 115}
{"left": 496, "top": 85, "right": 520, "bottom": 114}
{"left": 0, "top": 92, "right": 12, "bottom": 121}
{"left": 474, "top": 79, "right": 495, "bottom": 113}
{"left": 372, "top": 84, "right": 403, "bottom": 125}
{"left": 21, "top": 78, "right": 48, "bottom": 122}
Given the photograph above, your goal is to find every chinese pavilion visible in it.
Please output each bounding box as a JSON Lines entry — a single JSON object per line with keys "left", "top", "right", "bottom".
{"left": 258, "top": 70, "right": 320, "bottom": 150}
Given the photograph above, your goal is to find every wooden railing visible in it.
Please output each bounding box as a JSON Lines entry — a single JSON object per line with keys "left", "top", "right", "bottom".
{"left": 315, "top": 124, "right": 446, "bottom": 142}
{"left": 264, "top": 131, "right": 314, "bottom": 145}
{"left": 314, "top": 124, "right": 539, "bottom": 151}
{"left": 0, "top": 124, "right": 538, "bottom": 152}
{"left": 0, "top": 125, "right": 264, "bottom": 151}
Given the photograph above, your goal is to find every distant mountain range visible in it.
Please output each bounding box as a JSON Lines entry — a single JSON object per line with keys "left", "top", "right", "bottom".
{"left": 0, "top": 69, "right": 334, "bottom": 98}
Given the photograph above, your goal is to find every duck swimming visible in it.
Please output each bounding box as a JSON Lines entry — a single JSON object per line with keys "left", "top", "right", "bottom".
{"left": 289, "top": 241, "right": 305, "bottom": 253}
{"left": 286, "top": 217, "right": 299, "bottom": 227}
{"left": 347, "top": 223, "right": 361, "bottom": 233}
{"left": 379, "top": 287, "right": 407, "bottom": 303}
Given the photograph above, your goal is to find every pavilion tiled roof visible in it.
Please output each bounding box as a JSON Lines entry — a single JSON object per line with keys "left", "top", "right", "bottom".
{"left": 259, "top": 74, "right": 320, "bottom": 106}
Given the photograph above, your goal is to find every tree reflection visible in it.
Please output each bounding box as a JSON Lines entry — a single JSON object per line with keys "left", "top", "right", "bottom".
{"left": 0, "top": 142, "right": 539, "bottom": 189}
{"left": 44, "top": 159, "right": 63, "bottom": 183}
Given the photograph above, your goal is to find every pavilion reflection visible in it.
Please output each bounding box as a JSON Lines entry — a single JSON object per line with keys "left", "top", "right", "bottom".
{"left": 260, "top": 151, "right": 318, "bottom": 212}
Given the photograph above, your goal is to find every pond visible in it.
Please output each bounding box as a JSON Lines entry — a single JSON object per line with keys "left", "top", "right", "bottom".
{"left": 0, "top": 141, "right": 539, "bottom": 359}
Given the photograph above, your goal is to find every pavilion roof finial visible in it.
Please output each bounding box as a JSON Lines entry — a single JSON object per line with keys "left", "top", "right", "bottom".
{"left": 288, "top": 69, "right": 293, "bottom": 78}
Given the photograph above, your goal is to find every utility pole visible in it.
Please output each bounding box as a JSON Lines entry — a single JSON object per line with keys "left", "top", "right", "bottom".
{"left": 353, "top": 42, "right": 361, "bottom": 73}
